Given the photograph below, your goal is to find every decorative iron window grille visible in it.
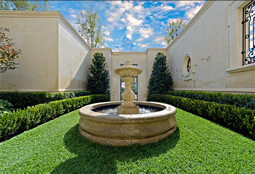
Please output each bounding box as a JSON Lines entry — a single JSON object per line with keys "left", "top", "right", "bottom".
{"left": 242, "top": 0, "right": 255, "bottom": 65}
{"left": 187, "top": 57, "right": 191, "bottom": 73}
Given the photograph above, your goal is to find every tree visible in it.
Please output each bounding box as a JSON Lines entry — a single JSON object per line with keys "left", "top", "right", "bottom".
{"left": 0, "top": 0, "right": 54, "bottom": 11}
{"left": 147, "top": 52, "right": 172, "bottom": 94}
{"left": 0, "top": 27, "right": 21, "bottom": 73}
{"left": 87, "top": 52, "right": 110, "bottom": 94}
{"left": 165, "top": 18, "right": 187, "bottom": 44}
{"left": 76, "top": 9, "right": 105, "bottom": 48}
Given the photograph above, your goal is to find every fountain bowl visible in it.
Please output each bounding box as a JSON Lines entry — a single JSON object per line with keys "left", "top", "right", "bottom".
{"left": 79, "top": 101, "right": 177, "bottom": 146}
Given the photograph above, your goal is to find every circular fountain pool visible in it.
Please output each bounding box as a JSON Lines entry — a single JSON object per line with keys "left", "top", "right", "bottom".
{"left": 79, "top": 101, "right": 177, "bottom": 146}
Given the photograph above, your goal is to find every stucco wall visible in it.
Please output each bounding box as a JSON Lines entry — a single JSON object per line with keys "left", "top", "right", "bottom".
{"left": 0, "top": 11, "right": 59, "bottom": 91}
{"left": 166, "top": 1, "right": 255, "bottom": 94}
{"left": 0, "top": 11, "right": 90, "bottom": 92}
{"left": 58, "top": 14, "right": 90, "bottom": 91}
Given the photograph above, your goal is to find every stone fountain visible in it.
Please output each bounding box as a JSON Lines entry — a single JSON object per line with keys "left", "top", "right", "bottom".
{"left": 114, "top": 59, "right": 142, "bottom": 114}
{"left": 79, "top": 60, "right": 177, "bottom": 146}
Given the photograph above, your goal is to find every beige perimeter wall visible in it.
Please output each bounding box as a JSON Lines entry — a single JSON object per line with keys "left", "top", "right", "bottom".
{"left": 166, "top": 1, "right": 255, "bottom": 94}
{"left": 1, "top": 2, "right": 254, "bottom": 96}
{"left": 0, "top": 11, "right": 90, "bottom": 92}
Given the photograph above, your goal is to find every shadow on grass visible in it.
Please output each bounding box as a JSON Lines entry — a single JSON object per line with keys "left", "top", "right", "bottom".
{"left": 51, "top": 124, "right": 180, "bottom": 173}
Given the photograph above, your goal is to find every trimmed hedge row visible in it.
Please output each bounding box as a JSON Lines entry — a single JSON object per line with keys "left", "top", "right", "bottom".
{"left": 167, "top": 90, "right": 255, "bottom": 110}
{"left": 147, "top": 94, "right": 255, "bottom": 140}
{"left": 0, "top": 91, "right": 91, "bottom": 109}
{"left": 0, "top": 94, "right": 109, "bottom": 141}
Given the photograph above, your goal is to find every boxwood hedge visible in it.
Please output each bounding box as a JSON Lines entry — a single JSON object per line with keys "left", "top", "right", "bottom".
{"left": 0, "top": 94, "right": 109, "bottom": 141}
{"left": 0, "top": 91, "right": 91, "bottom": 109}
{"left": 147, "top": 94, "right": 255, "bottom": 140}
{"left": 167, "top": 90, "right": 255, "bottom": 110}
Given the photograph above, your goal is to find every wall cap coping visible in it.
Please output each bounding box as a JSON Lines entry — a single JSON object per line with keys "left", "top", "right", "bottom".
{"left": 0, "top": 10, "right": 91, "bottom": 49}
{"left": 0, "top": 10, "right": 61, "bottom": 18}
{"left": 58, "top": 12, "right": 91, "bottom": 49}
{"left": 145, "top": 48, "right": 167, "bottom": 53}
{"left": 173, "top": 88, "right": 255, "bottom": 94}
{"left": 112, "top": 52, "right": 146, "bottom": 55}
{"left": 166, "top": 1, "right": 214, "bottom": 50}
{"left": 225, "top": 64, "right": 255, "bottom": 74}
{"left": 91, "top": 48, "right": 112, "bottom": 50}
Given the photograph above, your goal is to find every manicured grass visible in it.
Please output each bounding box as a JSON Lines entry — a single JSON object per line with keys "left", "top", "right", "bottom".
{"left": 1, "top": 108, "right": 254, "bottom": 173}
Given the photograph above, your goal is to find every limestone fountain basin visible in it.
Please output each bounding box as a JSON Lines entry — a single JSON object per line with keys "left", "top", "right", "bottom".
{"left": 114, "top": 65, "right": 142, "bottom": 78}
{"left": 79, "top": 101, "right": 177, "bottom": 146}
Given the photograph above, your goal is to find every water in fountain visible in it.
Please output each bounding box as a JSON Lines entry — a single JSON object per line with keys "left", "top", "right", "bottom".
{"left": 93, "top": 104, "right": 163, "bottom": 115}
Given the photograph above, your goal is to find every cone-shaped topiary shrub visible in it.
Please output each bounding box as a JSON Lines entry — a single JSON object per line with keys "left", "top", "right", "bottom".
{"left": 148, "top": 52, "right": 173, "bottom": 94}
{"left": 87, "top": 52, "right": 110, "bottom": 94}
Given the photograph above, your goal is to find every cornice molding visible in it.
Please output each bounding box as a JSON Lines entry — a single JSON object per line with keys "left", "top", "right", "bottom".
{"left": 166, "top": 1, "right": 215, "bottom": 50}
{"left": 112, "top": 52, "right": 146, "bottom": 55}
{"left": 0, "top": 10, "right": 60, "bottom": 18}
{"left": 146, "top": 48, "right": 167, "bottom": 53}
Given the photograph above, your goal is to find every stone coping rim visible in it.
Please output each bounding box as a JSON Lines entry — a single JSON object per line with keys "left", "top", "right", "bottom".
{"left": 79, "top": 101, "right": 177, "bottom": 123}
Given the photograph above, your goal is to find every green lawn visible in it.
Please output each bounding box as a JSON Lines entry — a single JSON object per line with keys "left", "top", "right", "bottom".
{"left": 1, "top": 108, "right": 254, "bottom": 173}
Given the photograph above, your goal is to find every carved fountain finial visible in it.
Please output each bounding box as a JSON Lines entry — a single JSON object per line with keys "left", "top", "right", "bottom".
{"left": 114, "top": 60, "right": 142, "bottom": 114}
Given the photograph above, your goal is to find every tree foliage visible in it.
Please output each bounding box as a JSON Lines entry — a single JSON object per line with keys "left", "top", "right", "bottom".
{"left": 77, "top": 9, "right": 105, "bottom": 48}
{"left": 87, "top": 52, "right": 110, "bottom": 94}
{"left": 165, "top": 18, "right": 187, "bottom": 44}
{"left": 0, "top": 27, "right": 21, "bottom": 73}
{"left": 0, "top": 0, "right": 54, "bottom": 11}
{"left": 147, "top": 52, "right": 172, "bottom": 94}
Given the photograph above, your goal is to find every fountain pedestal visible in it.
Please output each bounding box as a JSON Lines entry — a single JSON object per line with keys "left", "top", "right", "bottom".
{"left": 117, "top": 77, "right": 139, "bottom": 114}
{"left": 114, "top": 60, "right": 142, "bottom": 114}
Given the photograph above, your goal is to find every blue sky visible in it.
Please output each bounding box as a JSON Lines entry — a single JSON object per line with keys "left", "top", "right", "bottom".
{"left": 52, "top": 1, "right": 206, "bottom": 52}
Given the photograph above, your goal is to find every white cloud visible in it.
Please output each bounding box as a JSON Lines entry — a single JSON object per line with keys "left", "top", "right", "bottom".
{"left": 104, "top": 1, "right": 149, "bottom": 41}
{"left": 175, "top": 1, "right": 203, "bottom": 8}
{"left": 161, "top": 42, "right": 167, "bottom": 47}
{"left": 139, "top": 27, "right": 153, "bottom": 38}
{"left": 125, "top": 26, "right": 133, "bottom": 40}
{"left": 186, "top": 4, "right": 204, "bottom": 19}
{"left": 138, "top": 43, "right": 150, "bottom": 48}
{"left": 68, "top": 8, "right": 76, "bottom": 14}
{"left": 126, "top": 35, "right": 132, "bottom": 40}
{"left": 70, "top": 14, "right": 77, "bottom": 18}
{"left": 154, "top": 36, "right": 165, "bottom": 44}
{"left": 95, "top": 2, "right": 106, "bottom": 10}
{"left": 160, "top": 5, "right": 174, "bottom": 11}
{"left": 105, "top": 31, "right": 110, "bottom": 36}
{"left": 126, "top": 13, "right": 143, "bottom": 26}
{"left": 168, "top": 18, "right": 178, "bottom": 23}
{"left": 112, "top": 43, "right": 124, "bottom": 52}
{"left": 136, "top": 38, "right": 144, "bottom": 42}
{"left": 106, "top": 1, "right": 133, "bottom": 23}
{"left": 105, "top": 37, "right": 114, "bottom": 42}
